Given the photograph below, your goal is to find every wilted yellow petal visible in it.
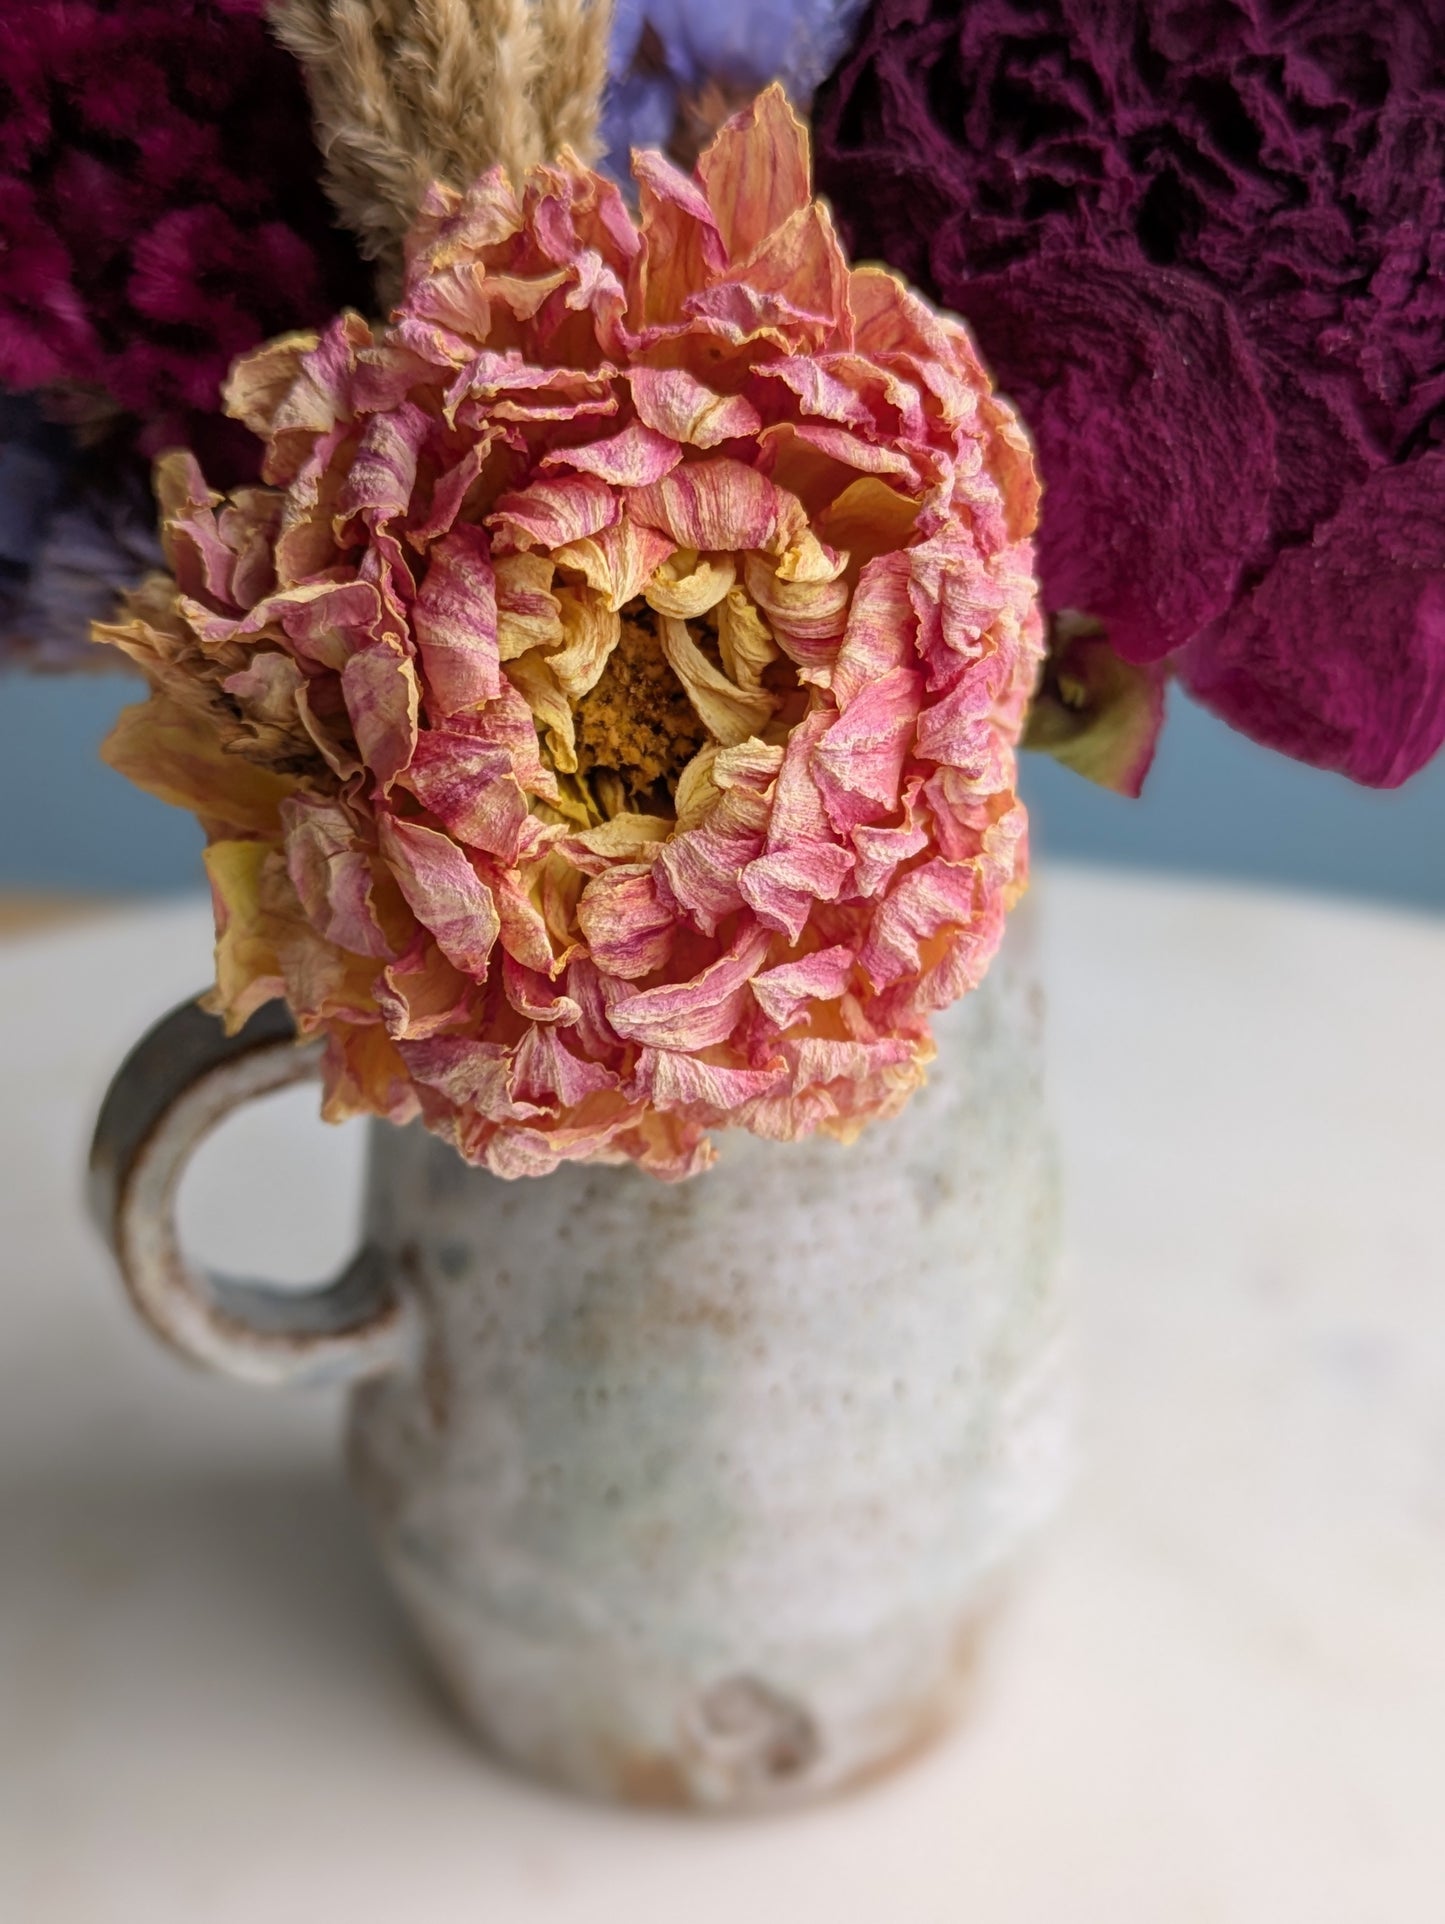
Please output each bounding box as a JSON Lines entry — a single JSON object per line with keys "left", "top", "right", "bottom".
{"left": 569, "top": 814, "right": 673, "bottom": 862}
{"left": 815, "top": 477, "right": 920, "bottom": 571}
{"left": 775, "top": 528, "right": 848, "bottom": 585}
{"left": 495, "top": 551, "right": 563, "bottom": 659}
{"left": 102, "top": 697, "right": 299, "bottom": 835}
{"left": 672, "top": 742, "right": 722, "bottom": 832}
{"left": 716, "top": 587, "right": 778, "bottom": 693}
{"left": 222, "top": 330, "right": 320, "bottom": 440}
{"left": 205, "top": 839, "right": 287, "bottom": 1030}
{"left": 643, "top": 549, "right": 736, "bottom": 619}
{"left": 658, "top": 616, "right": 774, "bottom": 747}
{"left": 551, "top": 518, "right": 675, "bottom": 611}
{"left": 548, "top": 589, "right": 621, "bottom": 701}
{"left": 505, "top": 653, "right": 578, "bottom": 771}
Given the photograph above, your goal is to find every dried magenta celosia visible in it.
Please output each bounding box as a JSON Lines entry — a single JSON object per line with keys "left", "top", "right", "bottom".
{"left": 815, "top": 0, "right": 1445, "bottom": 788}
{"left": 0, "top": 0, "right": 370, "bottom": 488}
{"left": 97, "top": 92, "right": 1042, "bottom": 1179}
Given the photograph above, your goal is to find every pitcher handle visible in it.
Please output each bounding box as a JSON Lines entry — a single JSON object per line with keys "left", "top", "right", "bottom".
{"left": 89, "top": 997, "right": 413, "bottom": 1389}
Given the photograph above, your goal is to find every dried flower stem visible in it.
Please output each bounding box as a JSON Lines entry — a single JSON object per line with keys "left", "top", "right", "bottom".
{"left": 269, "top": 0, "right": 613, "bottom": 291}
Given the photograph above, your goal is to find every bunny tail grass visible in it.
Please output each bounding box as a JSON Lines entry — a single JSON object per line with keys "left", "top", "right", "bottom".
{"left": 269, "top": 0, "right": 614, "bottom": 293}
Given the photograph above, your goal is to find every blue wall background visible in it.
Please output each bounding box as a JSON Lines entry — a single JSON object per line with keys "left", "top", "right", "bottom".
{"left": 1, "top": 671, "right": 1441, "bottom": 908}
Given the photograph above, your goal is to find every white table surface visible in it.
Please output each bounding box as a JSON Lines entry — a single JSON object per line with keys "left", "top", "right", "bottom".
{"left": 2, "top": 865, "right": 1443, "bottom": 1922}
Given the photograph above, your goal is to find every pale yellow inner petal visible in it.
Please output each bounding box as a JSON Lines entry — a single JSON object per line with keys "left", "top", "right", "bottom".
{"left": 643, "top": 549, "right": 737, "bottom": 619}
{"left": 715, "top": 586, "right": 779, "bottom": 693}
{"left": 658, "top": 614, "right": 775, "bottom": 747}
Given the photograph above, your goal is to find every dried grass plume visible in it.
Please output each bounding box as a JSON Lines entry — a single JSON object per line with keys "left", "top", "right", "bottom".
{"left": 269, "top": 0, "right": 614, "bottom": 291}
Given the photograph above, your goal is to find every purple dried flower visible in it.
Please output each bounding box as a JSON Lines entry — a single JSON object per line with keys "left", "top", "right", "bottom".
{"left": 603, "top": 0, "right": 870, "bottom": 170}
{"left": 815, "top": 0, "right": 1445, "bottom": 788}
{"left": 0, "top": 392, "right": 159, "bottom": 670}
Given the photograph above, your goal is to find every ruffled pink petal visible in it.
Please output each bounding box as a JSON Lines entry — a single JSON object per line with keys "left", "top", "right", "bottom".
{"left": 739, "top": 842, "right": 855, "bottom": 941}
{"left": 442, "top": 348, "right": 616, "bottom": 420}
{"left": 378, "top": 814, "right": 500, "bottom": 974}
{"left": 493, "top": 869, "right": 564, "bottom": 976}
{"left": 490, "top": 472, "right": 619, "bottom": 549}
{"left": 282, "top": 796, "right": 395, "bottom": 960}
{"left": 402, "top": 733, "right": 535, "bottom": 864}
{"left": 831, "top": 552, "right": 917, "bottom": 705}
{"left": 411, "top": 438, "right": 502, "bottom": 545}
{"left": 629, "top": 366, "right": 762, "bottom": 448}
{"left": 811, "top": 667, "right": 923, "bottom": 831}
{"left": 335, "top": 401, "right": 428, "bottom": 540}
{"left": 741, "top": 548, "right": 851, "bottom": 670}
{"left": 860, "top": 859, "right": 982, "bottom": 989}
{"left": 277, "top": 580, "right": 385, "bottom": 671}
{"left": 791, "top": 420, "right": 920, "bottom": 487}
{"left": 412, "top": 523, "right": 501, "bottom": 713}
{"left": 375, "top": 936, "right": 474, "bottom": 1040}
{"left": 543, "top": 421, "right": 681, "bottom": 487}
{"left": 576, "top": 866, "right": 677, "bottom": 979}
{"left": 399, "top": 1033, "right": 542, "bottom": 1122}
{"left": 885, "top": 895, "right": 1007, "bottom": 1020}
{"left": 607, "top": 921, "right": 773, "bottom": 1050}
{"left": 502, "top": 954, "right": 580, "bottom": 1025}
{"left": 755, "top": 357, "right": 875, "bottom": 432}
{"left": 512, "top": 1025, "right": 619, "bottom": 1107}
{"left": 913, "top": 655, "right": 1010, "bottom": 767}
{"left": 341, "top": 638, "right": 420, "bottom": 786}
{"left": 653, "top": 747, "right": 779, "bottom": 935}
{"left": 631, "top": 1049, "right": 790, "bottom": 1110}
{"left": 851, "top": 814, "right": 931, "bottom": 897}
{"left": 631, "top": 458, "right": 805, "bottom": 555}
{"left": 749, "top": 945, "right": 855, "bottom": 1027}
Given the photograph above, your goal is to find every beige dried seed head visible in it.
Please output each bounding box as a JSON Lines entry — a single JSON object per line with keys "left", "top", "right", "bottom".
{"left": 268, "top": 0, "right": 614, "bottom": 295}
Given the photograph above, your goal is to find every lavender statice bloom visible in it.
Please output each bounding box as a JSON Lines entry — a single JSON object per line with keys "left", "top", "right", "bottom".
{"left": 602, "top": 0, "right": 869, "bottom": 171}
{"left": 0, "top": 393, "right": 158, "bottom": 670}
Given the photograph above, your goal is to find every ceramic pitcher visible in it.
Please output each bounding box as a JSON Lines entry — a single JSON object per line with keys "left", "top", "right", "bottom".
{"left": 89, "top": 925, "right": 1064, "bottom": 1811}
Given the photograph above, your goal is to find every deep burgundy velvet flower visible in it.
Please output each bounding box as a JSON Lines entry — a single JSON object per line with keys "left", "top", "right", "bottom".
{"left": 0, "top": 0, "right": 370, "bottom": 489}
{"left": 815, "top": 0, "right": 1445, "bottom": 787}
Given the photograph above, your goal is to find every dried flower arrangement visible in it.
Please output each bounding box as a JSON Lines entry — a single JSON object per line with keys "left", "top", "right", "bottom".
{"left": 6, "top": 0, "right": 1441, "bottom": 1173}
{"left": 95, "top": 88, "right": 1040, "bottom": 1177}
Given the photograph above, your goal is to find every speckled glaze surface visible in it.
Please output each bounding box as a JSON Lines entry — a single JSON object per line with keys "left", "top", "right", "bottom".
{"left": 346, "top": 938, "right": 1065, "bottom": 1810}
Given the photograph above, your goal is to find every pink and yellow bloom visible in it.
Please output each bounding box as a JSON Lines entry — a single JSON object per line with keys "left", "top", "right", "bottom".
{"left": 97, "top": 89, "right": 1042, "bottom": 1179}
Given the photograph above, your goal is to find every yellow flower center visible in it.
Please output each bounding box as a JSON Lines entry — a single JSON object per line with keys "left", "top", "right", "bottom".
{"left": 573, "top": 605, "right": 707, "bottom": 811}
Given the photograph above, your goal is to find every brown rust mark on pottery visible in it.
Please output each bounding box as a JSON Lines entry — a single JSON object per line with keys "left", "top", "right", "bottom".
{"left": 608, "top": 1746, "right": 693, "bottom": 1810}
{"left": 831, "top": 1596, "right": 1006, "bottom": 1800}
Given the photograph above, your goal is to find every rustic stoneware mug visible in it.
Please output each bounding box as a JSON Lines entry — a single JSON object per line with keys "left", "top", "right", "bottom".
{"left": 89, "top": 922, "right": 1065, "bottom": 1812}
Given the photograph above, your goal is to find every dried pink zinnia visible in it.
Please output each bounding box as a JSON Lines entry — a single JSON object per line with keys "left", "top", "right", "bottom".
{"left": 97, "top": 91, "right": 1041, "bottom": 1179}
